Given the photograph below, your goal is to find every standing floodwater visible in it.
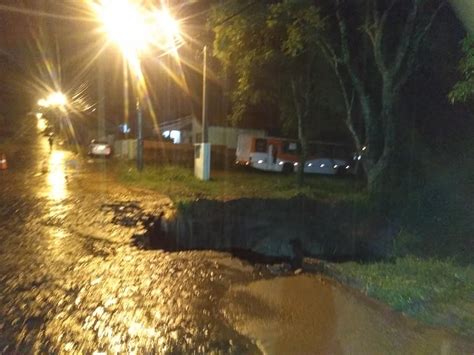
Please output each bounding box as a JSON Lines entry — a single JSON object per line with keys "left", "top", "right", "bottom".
{"left": 223, "top": 275, "right": 473, "bottom": 354}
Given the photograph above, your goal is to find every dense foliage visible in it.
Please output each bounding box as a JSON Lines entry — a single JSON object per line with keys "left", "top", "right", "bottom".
{"left": 449, "top": 36, "right": 474, "bottom": 103}
{"left": 211, "top": 0, "right": 327, "bottom": 183}
{"left": 211, "top": 0, "right": 447, "bottom": 195}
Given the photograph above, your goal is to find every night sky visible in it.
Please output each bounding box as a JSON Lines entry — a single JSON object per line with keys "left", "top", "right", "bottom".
{"left": 0, "top": 0, "right": 472, "bottom": 146}
{"left": 0, "top": 1, "right": 212, "bottom": 127}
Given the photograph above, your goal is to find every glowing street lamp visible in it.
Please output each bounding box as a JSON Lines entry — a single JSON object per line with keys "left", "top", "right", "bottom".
{"left": 153, "top": 9, "right": 183, "bottom": 52}
{"left": 37, "top": 91, "right": 68, "bottom": 138}
{"left": 47, "top": 92, "right": 67, "bottom": 107}
{"left": 37, "top": 98, "right": 50, "bottom": 108}
{"left": 95, "top": 0, "right": 153, "bottom": 59}
{"left": 93, "top": 0, "right": 182, "bottom": 171}
{"left": 38, "top": 91, "right": 67, "bottom": 109}
{"left": 93, "top": 1, "right": 181, "bottom": 62}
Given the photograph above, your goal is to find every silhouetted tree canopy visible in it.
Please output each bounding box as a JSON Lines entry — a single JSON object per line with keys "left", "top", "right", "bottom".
{"left": 211, "top": 0, "right": 448, "bottom": 196}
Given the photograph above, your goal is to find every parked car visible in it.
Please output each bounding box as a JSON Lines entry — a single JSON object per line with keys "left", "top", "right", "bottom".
{"left": 235, "top": 134, "right": 353, "bottom": 175}
{"left": 88, "top": 140, "right": 112, "bottom": 157}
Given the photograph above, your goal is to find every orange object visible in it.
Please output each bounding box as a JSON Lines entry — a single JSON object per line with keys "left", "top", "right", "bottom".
{"left": 0, "top": 153, "right": 8, "bottom": 170}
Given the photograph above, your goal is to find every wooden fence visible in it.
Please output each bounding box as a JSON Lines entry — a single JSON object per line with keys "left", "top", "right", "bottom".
{"left": 143, "top": 141, "right": 235, "bottom": 169}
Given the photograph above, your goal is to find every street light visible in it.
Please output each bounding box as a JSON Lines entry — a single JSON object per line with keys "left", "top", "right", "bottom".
{"left": 37, "top": 91, "right": 67, "bottom": 109}
{"left": 94, "top": 0, "right": 153, "bottom": 59}
{"left": 47, "top": 92, "right": 67, "bottom": 108}
{"left": 37, "top": 91, "right": 68, "bottom": 137}
{"left": 93, "top": 0, "right": 182, "bottom": 171}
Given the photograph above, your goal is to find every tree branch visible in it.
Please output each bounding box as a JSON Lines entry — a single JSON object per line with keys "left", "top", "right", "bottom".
{"left": 392, "top": 1, "right": 419, "bottom": 76}
{"left": 364, "top": 0, "right": 399, "bottom": 74}
{"left": 317, "top": 38, "right": 362, "bottom": 151}
{"left": 335, "top": 0, "right": 374, "bottom": 136}
{"left": 394, "top": 0, "right": 446, "bottom": 92}
{"left": 374, "top": 0, "right": 399, "bottom": 74}
{"left": 416, "top": 1, "right": 446, "bottom": 46}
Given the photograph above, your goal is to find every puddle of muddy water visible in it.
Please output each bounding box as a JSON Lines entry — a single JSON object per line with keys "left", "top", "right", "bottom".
{"left": 222, "top": 274, "right": 474, "bottom": 354}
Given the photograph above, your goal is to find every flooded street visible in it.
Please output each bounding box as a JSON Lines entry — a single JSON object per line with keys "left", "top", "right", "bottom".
{"left": 0, "top": 133, "right": 259, "bottom": 353}
{"left": 0, "top": 131, "right": 472, "bottom": 354}
{"left": 223, "top": 275, "right": 473, "bottom": 354}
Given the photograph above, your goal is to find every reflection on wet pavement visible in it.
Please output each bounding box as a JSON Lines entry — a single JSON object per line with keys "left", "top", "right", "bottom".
{"left": 0, "top": 131, "right": 472, "bottom": 353}
{"left": 46, "top": 151, "right": 68, "bottom": 201}
{"left": 0, "top": 133, "right": 259, "bottom": 353}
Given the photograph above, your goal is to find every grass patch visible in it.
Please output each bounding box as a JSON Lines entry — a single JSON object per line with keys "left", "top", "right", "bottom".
{"left": 333, "top": 256, "right": 474, "bottom": 337}
{"left": 117, "top": 164, "right": 365, "bottom": 203}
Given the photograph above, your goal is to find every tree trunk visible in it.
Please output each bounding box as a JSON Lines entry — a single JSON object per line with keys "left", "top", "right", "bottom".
{"left": 291, "top": 78, "right": 308, "bottom": 187}
{"left": 297, "top": 132, "right": 308, "bottom": 187}
{"left": 366, "top": 78, "right": 402, "bottom": 198}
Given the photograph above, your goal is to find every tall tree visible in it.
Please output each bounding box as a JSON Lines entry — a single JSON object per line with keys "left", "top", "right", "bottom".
{"left": 318, "top": 0, "right": 446, "bottom": 195}
{"left": 211, "top": 0, "right": 325, "bottom": 184}
{"left": 212, "top": 0, "right": 446, "bottom": 194}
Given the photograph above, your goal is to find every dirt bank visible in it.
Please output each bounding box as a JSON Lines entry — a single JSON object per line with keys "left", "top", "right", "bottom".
{"left": 161, "top": 196, "right": 396, "bottom": 261}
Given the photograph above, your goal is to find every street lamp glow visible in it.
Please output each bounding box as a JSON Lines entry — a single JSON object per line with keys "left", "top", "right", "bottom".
{"left": 38, "top": 92, "right": 67, "bottom": 108}
{"left": 95, "top": 0, "right": 153, "bottom": 58}
{"left": 153, "top": 9, "right": 182, "bottom": 50}
{"left": 155, "top": 10, "right": 179, "bottom": 36}
{"left": 94, "top": 0, "right": 182, "bottom": 59}
{"left": 38, "top": 98, "right": 49, "bottom": 108}
{"left": 37, "top": 117, "right": 47, "bottom": 131}
{"left": 47, "top": 92, "right": 67, "bottom": 107}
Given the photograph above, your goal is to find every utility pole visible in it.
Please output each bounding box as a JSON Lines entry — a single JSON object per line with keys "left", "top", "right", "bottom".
{"left": 201, "top": 45, "right": 208, "bottom": 143}
{"left": 193, "top": 45, "right": 211, "bottom": 181}
{"left": 136, "top": 98, "right": 144, "bottom": 171}
{"left": 98, "top": 54, "right": 105, "bottom": 141}
{"left": 123, "top": 57, "right": 130, "bottom": 139}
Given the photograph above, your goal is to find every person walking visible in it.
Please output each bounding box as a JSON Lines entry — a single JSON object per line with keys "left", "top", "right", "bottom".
{"left": 48, "top": 135, "right": 54, "bottom": 151}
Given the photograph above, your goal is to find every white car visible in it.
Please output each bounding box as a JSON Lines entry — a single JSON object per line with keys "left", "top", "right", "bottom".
{"left": 88, "top": 140, "right": 112, "bottom": 157}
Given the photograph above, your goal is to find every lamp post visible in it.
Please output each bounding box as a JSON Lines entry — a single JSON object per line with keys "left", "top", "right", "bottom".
{"left": 136, "top": 98, "right": 144, "bottom": 171}
{"left": 98, "top": 54, "right": 106, "bottom": 143}
{"left": 192, "top": 44, "right": 211, "bottom": 181}
{"left": 202, "top": 45, "right": 208, "bottom": 144}
{"left": 94, "top": 0, "right": 181, "bottom": 172}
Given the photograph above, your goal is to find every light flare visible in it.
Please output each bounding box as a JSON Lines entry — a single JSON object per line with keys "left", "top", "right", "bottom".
{"left": 93, "top": 0, "right": 154, "bottom": 60}
{"left": 37, "top": 118, "right": 48, "bottom": 131}
{"left": 38, "top": 91, "right": 67, "bottom": 110}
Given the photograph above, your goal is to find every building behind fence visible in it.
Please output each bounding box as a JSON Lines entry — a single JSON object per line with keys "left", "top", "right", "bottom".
{"left": 114, "top": 139, "right": 235, "bottom": 169}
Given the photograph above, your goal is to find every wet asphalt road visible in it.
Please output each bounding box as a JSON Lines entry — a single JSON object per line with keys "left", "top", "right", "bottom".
{"left": 0, "top": 132, "right": 261, "bottom": 353}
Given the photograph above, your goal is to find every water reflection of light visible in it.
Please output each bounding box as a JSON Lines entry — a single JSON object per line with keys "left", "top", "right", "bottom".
{"left": 51, "top": 228, "right": 67, "bottom": 239}
{"left": 47, "top": 151, "right": 68, "bottom": 201}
